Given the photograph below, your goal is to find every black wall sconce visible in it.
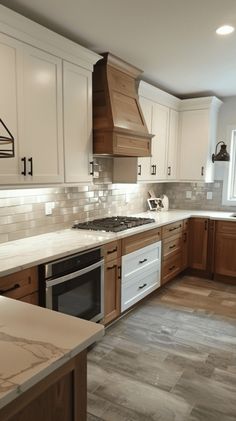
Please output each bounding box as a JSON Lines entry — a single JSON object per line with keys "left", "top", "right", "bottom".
{"left": 212, "top": 141, "right": 230, "bottom": 163}
{"left": 0, "top": 118, "right": 15, "bottom": 158}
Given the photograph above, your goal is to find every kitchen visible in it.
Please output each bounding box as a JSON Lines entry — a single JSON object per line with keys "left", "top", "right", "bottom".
{"left": 0, "top": 1, "right": 236, "bottom": 420}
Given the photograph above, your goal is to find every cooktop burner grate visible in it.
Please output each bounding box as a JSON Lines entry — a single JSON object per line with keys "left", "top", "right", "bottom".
{"left": 72, "top": 216, "right": 155, "bottom": 232}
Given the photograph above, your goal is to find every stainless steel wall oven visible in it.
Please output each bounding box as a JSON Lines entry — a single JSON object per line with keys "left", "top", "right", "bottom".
{"left": 39, "top": 248, "right": 104, "bottom": 322}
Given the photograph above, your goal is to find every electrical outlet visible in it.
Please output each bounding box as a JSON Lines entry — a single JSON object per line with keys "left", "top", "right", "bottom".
{"left": 207, "top": 191, "right": 213, "bottom": 200}
{"left": 186, "top": 191, "right": 192, "bottom": 199}
{"left": 45, "top": 202, "right": 54, "bottom": 216}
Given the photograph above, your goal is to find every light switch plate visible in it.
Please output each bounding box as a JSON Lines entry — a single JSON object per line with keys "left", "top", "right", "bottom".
{"left": 186, "top": 191, "right": 192, "bottom": 199}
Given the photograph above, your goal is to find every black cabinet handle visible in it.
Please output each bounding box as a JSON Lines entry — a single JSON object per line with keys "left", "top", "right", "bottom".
{"left": 0, "top": 283, "right": 20, "bottom": 295}
{"left": 89, "top": 161, "right": 94, "bottom": 176}
{"left": 139, "top": 258, "right": 147, "bottom": 264}
{"left": 28, "top": 157, "right": 33, "bottom": 176}
{"left": 151, "top": 164, "right": 157, "bottom": 175}
{"left": 205, "top": 220, "right": 208, "bottom": 231}
{"left": 169, "top": 224, "right": 181, "bottom": 232}
{"left": 167, "top": 166, "right": 171, "bottom": 176}
{"left": 107, "top": 247, "right": 117, "bottom": 254}
{"left": 138, "top": 164, "right": 142, "bottom": 176}
{"left": 118, "top": 265, "right": 121, "bottom": 279}
{"left": 169, "top": 244, "right": 176, "bottom": 249}
{"left": 183, "top": 232, "right": 187, "bottom": 242}
{"left": 169, "top": 265, "right": 176, "bottom": 271}
{"left": 138, "top": 283, "right": 147, "bottom": 290}
{"left": 21, "top": 157, "right": 26, "bottom": 176}
{"left": 201, "top": 166, "right": 204, "bottom": 176}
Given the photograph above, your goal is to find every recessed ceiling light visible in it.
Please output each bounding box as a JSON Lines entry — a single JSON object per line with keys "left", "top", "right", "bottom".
{"left": 216, "top": 25, "right": 235, "bottom": 35}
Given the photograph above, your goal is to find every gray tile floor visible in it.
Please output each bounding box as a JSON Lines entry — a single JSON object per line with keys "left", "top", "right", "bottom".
{"left": 87, "top": 276, "right": 236, "bottom": 421}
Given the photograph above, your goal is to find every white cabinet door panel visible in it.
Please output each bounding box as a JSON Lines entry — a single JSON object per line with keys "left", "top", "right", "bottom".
{"left": 151, "top": 104, "right": 169, "bottom": 180}
{"left": 0, "top": 34, "right": 22, "bottom": 184}
{"left": 179, "top": 109, "right": 209, "bottom": 181}
{"left": 167, "top": 109, "right": 179, "bottom": 179}
{"left": 63, "top": 61, "right": 92, "bottom": 183}
{"left": 138, "top": 96, "right": 152, "bottom": 181}
{"left": 19, "top": 46, "right": 64, "bottom": 183}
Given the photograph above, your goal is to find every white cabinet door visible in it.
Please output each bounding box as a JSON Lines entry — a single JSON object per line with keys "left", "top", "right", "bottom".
{"left": 151, "top": 103, "right": 169, "bottom": 180}
{"left": 63, "top": 61, "right": 92, "bottom": 183}
{"left": 19, "top": 45, "right": 64, "bottom": 183}
{"left": 138, "top": 97, "right": 152, "bottom": 181}
{"left": 167, "top": 109, "right": 179, "bottom": 179}
{"left": 0, "top": 34, "right": 22, "bottom": 184}
{"left": 179, "top": 109, "right": 209, "bottom": 181}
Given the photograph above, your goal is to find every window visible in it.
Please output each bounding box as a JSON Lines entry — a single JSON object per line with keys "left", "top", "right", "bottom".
{"left": 223, "top": 129, "right": 236, "bottom": 206}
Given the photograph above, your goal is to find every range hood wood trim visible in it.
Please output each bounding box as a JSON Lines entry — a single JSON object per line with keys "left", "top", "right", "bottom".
{"left": 93, "top": 53, "right": 152, "bottom": 157}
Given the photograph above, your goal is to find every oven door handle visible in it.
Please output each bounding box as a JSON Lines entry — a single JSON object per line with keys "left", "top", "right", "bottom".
{"left": 46, "top": 259, "right": 104, "bottom": 288}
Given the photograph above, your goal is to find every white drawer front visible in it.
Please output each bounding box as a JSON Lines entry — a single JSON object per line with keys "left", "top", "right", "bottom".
{"left": 121, "top": 269, "right": 160, "bottom": 312}
{"left": 122, "top": 241, "right": 161, "bottom": 281}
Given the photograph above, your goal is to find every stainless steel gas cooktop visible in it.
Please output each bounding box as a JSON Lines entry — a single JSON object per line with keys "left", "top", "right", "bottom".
{"left": 72, "top": 216, "right": 155, "bottom": 233}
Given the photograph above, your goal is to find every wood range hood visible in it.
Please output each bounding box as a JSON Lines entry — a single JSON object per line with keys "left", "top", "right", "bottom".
{"left": 92, "top": 53, "right": 153, "bottom": 157}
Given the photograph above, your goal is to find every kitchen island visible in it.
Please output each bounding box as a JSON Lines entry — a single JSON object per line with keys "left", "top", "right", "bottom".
{"left": 0, "top": 296, "right": 104, "bottom": 421}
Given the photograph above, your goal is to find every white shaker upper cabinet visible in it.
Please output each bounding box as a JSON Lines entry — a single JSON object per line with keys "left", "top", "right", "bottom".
{"left": 63, "top": 61, "right": 92, "bottom": 183}
{"left": 167, "top": 109, "right": 179, "bottom": 180}
{"left": 19, "top": 45, "right": 64, "bottom": 183}
{"left": 0, "top": 34, "right": 22, "bottom": 184}
{"left": 151, "top": 103, "right": 169, "bottom": 181}
{"left": 178, "top": 97, "right": 222, "bottom": 182}
{"left": 137, "top": 97, "right": 153, "bottom": 181}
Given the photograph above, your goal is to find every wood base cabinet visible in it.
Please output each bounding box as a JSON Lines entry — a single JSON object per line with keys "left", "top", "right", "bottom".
{"left": 103, "top": 241, "right": 122, "bottom": 325}
{"left": 214, "top": 221, "right": 236, "bottom": 279}
{"left": 0, "top": 351, "right": 87, "bottom": 421}
{"left": 189, "top": 218, "right": 209, "bottom": 270}
{"left": 0, "top": 267, "right": 38, "bottom": 304}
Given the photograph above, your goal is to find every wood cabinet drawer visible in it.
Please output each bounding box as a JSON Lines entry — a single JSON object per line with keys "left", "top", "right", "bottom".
{"left": 19, "top": 291, "right": 39, "bottom": 305}
{"left": 122, "top": 241, "right": 161, "bottom": 282}
{"left": 102, "top": 240, "right": 121, "bottom": 262}
{"left": 0, "top": 267, "right": 38, "bottom": 300}
{"left": 162, "top": 253, "right": 182, "bottom": 285}
{"left": 122, "top": 228, "right": 161, "bottom": 255}
{"left": 163, "top": 234, "right": 182, "bottom": 259}
{"left": 216, "top": 221, "right": 236, "bottom": 235}
{"left": 121, "top": 269, "right": 160, "bottom": 312}
{"left": 162, "top": 221, "right": 183, "bottom": 239}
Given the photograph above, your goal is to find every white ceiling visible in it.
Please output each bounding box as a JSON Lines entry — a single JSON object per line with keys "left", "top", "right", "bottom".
{"left": 2, "top": 0, "right": 236, "bottom": 98}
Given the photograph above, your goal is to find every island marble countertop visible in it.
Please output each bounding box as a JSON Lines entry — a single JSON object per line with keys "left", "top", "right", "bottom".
{"left": 0, "top": 209, "right": 235, "bottom": 277}
{"left": 0, "top": 296, "right": 104, "bottom": 410}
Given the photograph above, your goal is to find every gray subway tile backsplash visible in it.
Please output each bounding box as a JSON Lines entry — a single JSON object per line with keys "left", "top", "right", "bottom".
{"left": 0, "top": 157, "right": 235, "bottom": 244}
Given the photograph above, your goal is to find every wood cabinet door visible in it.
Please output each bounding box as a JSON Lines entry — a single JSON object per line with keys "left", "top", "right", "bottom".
{"left": 19, "top": 45, "right": 64, "bottom": 183}
{"left": 104, "top": 258, "right": 121, "bottom": 325}
{"left": 179, "top": 109, "right": 209, "bottom": 181}
{"left": 215, "top": 233, "right": 236, "bottom": 277}
{"left": 189, "top": 218, "right": 208, "bottom": 270}
{"left": 63, "top": 61, "right": 93, "bottom": 183}
{"left": 0, "top": 34, "right": 22, "bottom": 184}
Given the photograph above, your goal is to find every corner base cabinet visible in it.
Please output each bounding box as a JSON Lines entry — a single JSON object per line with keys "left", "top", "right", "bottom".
{"left": 214, "top": 221, "right": 236, "bottom": 279}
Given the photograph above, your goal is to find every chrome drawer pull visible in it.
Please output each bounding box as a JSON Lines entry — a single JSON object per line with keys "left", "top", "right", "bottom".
{"left": 139, "top": 258, "right": 147, "bottom": 264}
{"left": 0, "top": 283, "right": 20, "bottom": 294}
{"left": 138, "top": 283, "right": 147, "bottom": 290}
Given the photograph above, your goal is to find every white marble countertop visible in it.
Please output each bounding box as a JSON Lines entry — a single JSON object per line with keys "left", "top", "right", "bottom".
{"left": 0, "top": 209, "right": 235, "bottom": 277}
{"left": 0, "top": 296, "right": 104, "bottom": 410}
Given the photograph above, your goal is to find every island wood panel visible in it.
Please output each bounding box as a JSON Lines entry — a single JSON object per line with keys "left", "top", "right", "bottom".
{"left": 215, "top": 232, "right": 236, "bottom": 278}
{"left": 0, "top": 267, "right": 38, "bottom": 300}
{"left": 122, "top": 228, "right": 161, "bottom": 255}
{"left": 0, "top": 351, "right": 87, "bottom": 421}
